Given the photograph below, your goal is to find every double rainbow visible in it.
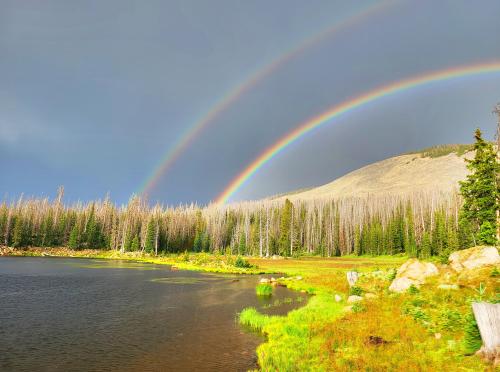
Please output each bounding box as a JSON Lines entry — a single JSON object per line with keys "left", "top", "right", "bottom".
{"left": 138, "top": 1, "right": 395, "bottom": 197}
{"left": 216, "top": 61, "right": 500, "bottom": 204}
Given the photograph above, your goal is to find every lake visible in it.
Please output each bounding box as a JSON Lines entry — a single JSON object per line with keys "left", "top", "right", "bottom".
{"left": 0, "top": 257, "right": 306, "bottom": 371}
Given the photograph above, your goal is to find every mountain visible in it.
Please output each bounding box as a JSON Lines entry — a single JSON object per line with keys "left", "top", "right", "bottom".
{"left": 276, "top": 144, "right": 473, "bottom": 201}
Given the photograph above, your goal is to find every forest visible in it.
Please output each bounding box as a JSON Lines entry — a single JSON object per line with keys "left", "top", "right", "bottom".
{"left": 1, "top": 129, "right": 497, "bottom": 259}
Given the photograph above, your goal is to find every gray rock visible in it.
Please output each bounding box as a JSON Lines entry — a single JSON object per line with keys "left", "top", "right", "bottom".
{"left": 347, "top": 295, "right": 363, "bottom": 303}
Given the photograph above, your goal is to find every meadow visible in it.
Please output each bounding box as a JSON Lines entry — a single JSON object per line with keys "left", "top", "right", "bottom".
{"left": 5, "top": 248, "right": 497, "bottom": 370}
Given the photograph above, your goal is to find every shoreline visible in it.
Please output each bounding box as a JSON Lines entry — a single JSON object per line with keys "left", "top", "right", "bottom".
{"left": 0, "top": 246, "right": 278, "bottom": 275}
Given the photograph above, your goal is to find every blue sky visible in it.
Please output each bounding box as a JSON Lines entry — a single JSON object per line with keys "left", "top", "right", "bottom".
{"left": 1, "top": 0, "right": 500, "bottom": 205}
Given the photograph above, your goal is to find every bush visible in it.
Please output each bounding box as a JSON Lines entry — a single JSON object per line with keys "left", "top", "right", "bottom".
{"left": 234, "top": 256, "right": 252, "bottom": 268}
{"left": 256, "top": 284, "right": 273, "bottom": 296}
{"left": 351, "top": 302, "right": 366, "bottom": 313}
{"left": 462, "top": 312, "right": 482, "bottom": 355}
{"left": 349, "top": 286, "right": 363, "bottom": 296}
{"left": 407, "top": 284, "right": 420, "bottom": 295}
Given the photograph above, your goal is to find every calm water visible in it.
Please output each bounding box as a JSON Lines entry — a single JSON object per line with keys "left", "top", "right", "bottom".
{"left": 0, "top": 257, "right": 306, "bottom": 371}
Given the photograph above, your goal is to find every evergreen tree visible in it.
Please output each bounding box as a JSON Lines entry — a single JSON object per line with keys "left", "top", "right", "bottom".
{"left": 477, "top": 221, "right": 496, "bottom": 245}
{"left": 278, "top": 199, "right": 293, "bottom": 256}
{"left": 459, "top": 128, "right": 499, "bottom": 246}
{"left": 420, "top": 231, "right": 432, "bottom": 259}
{"left": 238, "top": 231, "right": 246, "bottom": 255}
{"left": 193, "top": 230, "right": 202, "bottom": 252}
{"left": 12, "top": 216, "right": 26, "bottom": 248}
{"left": 404, "top": 203, "right": 417, "bottom": 257}
{"left": 68, "top": 224, "right": 80, "bottom": 250}
{"left": 131, "top": 235, "right": 140, "bottom": 251}
{"left": 144, "top": 219, "right": 156, "bottom": 253}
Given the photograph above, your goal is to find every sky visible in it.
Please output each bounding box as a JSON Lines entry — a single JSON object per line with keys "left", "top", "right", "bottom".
{"left": 1, "top": 0, "right": 500, "bottom": 205}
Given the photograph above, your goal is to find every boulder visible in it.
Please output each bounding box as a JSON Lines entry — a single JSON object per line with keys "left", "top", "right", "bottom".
{"left": 389, "top": 258, "right": 439, "bottom": 292}
{"left": 389, "top": 277, "right": 418, "bottom": 293}
{"left": 347, "top": 295, "right": 363, "bottom": 303}
{"left": 259, "top": 278, "right": 270, "bottom": 284}
{"left": 449, "top": 246, "right": 500, "bottom": 272}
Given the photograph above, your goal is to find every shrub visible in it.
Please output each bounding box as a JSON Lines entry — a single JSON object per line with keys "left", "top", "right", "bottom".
{"left": 462, "top": 312, "right": 482, "bottom": 355}
{"left": 256, "top": 283, "right": 273, "bottom": 296}
{"left": 386, "top": 268, "right": 397, "bottom": 281}
{"left": 234, "top": 256, "right": 252, "bottom": 268}
{"left": 351, "top": 302, "right": 366, "bottom": 313}
{"left": 407, "top": 284, "right": 420, "bottom": 295}
{"left": 349, "top": 286, "right": 363, "bottom": 296}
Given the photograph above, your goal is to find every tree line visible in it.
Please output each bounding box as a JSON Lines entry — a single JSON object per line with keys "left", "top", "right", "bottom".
{"left": 1, "top": 128, "right": 498, "bottom": 258}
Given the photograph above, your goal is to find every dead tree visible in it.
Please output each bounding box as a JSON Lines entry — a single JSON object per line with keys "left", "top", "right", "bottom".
{"left": 472, "top": 302, "right": 500, "bottom": 361}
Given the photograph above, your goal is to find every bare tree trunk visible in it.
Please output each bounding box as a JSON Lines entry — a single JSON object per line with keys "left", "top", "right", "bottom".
{"left": 472, "top": 302, "right": 500, "bottom": 357}
{"left": 155, "top": 221, "right": 159, "bottom": 256}
{"left": 494, "top": 104, "right": 500, "bottom": 243}
{"left": 266, "top": 208, "right": 269, "bottom": 257}
{"left": 259, "top": 209, "right": 263, "bottom": 257}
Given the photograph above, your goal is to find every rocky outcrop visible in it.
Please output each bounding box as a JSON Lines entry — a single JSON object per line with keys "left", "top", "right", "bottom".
{"left": 449, "top": 246, "right": 500, "bottom": 272}
{"left": 389, "top": 258, "right": 439, "bottom": 292}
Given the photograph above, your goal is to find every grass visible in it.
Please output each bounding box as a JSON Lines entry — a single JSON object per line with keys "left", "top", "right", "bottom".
{"left": 240, "top": 294, "right": 345, "bottom": 371}
{"left": 256, "top": 283, "right": 273, "bottom": 296}
{"left": 406, "top": 143, "right": 473, "bottom": 158}
{"left": 241, "top": 255, "right": 494, "bottom": 371}
{"left": 5, "top": 247, "right": 275, "bottom": 275}
{"left": 5, "top": 247, "right": 496, "bottom": 370}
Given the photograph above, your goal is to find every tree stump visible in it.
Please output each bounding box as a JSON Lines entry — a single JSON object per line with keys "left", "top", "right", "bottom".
{"left": 472, "top": 302, "right": 500, "bottom": 357}
{"left": 346, "top": 271, "right": 359, "bottom": 287}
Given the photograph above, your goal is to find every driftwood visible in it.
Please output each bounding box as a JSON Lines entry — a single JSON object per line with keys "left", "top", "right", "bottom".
{"left": 346, "top": 271, "right": 359, "bottom": 287}
{"left": 472, "top": 302, "right": 500, "bottom": 355}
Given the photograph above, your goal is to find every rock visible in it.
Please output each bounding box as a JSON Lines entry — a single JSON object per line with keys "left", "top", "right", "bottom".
{"left": 449, "top": 246, "right": 500, "bottom": 272}
{"left": 271, "top": 254, "right": 284, "bottom": 260}
{"left": 296, "top": 276, "right": 303, "bottom": 280}
{"left": 334, "top": 294, "right": 342, "bottom": 302}
{"left": 347, "top": 295, "right": 363, "bottom": 303}
{"left": 259, "top": 278, "right": 270, "bottom": 284}
{"left": 389, "top": 277, "right": 419, "bottom": 292}
{"left": 435, "top": 333, "right": 442, "bottom": 340}
{"left": 346, "top": 271, "right": 359, "bottom": 287}
{"left": 270, "top": 277, "right": 277, "bottom": 282}
{"left": 437, "top": 284, "right": 459, "bottom": 290}
{"left": 389, "top": 258, "right": 439, "bottom": 292}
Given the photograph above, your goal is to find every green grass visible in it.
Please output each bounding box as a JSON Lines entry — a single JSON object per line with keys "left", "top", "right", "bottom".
{"left": 255, "top": 283, "right": 273, "bottom": 296}
{"left": 240, "top": 294, "right": 345, "bottom": 371}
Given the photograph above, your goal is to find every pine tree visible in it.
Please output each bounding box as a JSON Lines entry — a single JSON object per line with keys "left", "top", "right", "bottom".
{"left": 131, "top": 235, "right": 140, "bottom": 251}
{"left": 68, "top": 224, "right": 80, "bottom": 250}
{"left": 404, "top": 203, "right": 417, "bottom": 257}
{"left": 477, "top": 221, "right": 496, "bottom": 245}
{"left": 459, "top": 128, "right": 499, "bottom": 246}
{"left": 278, "top": 199, "right": 292, "bottom": 256}
{"left": 193, "top": 230, "right": 202, "bottom": 252}
{"left": 12, "top": 216, "right": 26, "bottom": 248}
{"left": 144, "top": 219, "right": 156, "bottom": 253}
{"left": 420, "top": 231, "right": 432, "bottom": 259}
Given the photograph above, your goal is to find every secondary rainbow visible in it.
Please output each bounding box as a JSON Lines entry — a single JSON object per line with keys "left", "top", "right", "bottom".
{"left": 138, "top": 0, "right": 396, "bottom": 197}
{"left": 216, "top": 61, "right": 500, "bottom": 204}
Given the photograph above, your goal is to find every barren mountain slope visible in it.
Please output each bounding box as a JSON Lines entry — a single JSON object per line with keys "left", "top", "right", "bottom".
{"left": 279, "top": 151, "right": 471, "bottom": 201}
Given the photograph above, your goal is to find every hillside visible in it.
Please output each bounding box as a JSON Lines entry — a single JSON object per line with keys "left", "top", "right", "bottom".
{"left": 278, "top": 145, "right": 473, "bottom": 201}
